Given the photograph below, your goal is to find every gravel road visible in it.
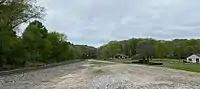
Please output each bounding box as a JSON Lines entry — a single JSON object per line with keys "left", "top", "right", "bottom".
{"left": 1, "top": 60, "right": 200, "bottom": 89}
{"left": 0, "top": 61, "right": 86, "bottom": 89}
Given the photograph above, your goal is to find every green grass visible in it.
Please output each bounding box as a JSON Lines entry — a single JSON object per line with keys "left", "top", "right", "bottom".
{"left": 150, "top": 59, "right": 180, "bottom": 63}
{"left": 152, "top": 59, "right": 200, "bottom": 73}
{"left": 164, "top": 63, "right": 200, "bottom": 72}
{"left": 107, "top": 58, "right": 200, "bottom": 73}
{"left": 98, "top": 58, "right": 200, "bottom": 73}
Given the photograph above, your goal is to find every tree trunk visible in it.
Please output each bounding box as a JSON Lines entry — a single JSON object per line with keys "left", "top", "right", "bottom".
{"left": 0, "top": 56, "right": 7, "bottom": 68}
{"left": 143, "top": 57, "right": 145, "bottom": 64}
{"left": 147, "top": 56, "right": 150, "bottom": 64}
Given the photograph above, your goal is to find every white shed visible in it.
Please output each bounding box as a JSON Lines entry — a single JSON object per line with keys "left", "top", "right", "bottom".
{"left": 186, "top": 54, "right": 200, "bottom": 63}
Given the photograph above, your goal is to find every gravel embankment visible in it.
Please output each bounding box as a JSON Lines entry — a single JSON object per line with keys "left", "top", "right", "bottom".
{"left": 0, "top": 61, "right": 86, "bottom": 89}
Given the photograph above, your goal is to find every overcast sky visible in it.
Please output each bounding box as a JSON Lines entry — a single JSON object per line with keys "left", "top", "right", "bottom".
{"left": 36, "top": 0, "right": 200, "bottom": 47}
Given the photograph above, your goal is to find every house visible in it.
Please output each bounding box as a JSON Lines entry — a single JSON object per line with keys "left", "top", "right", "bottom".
{"left": 186, "top": 54, "right": 200, "bottom": 63}
{"left": 114, "top": 54, "right": 128, "bottom": 59}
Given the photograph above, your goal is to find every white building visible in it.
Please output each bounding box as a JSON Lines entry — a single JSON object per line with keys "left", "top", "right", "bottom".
{"left": 186, "top": 54, "right": 200, "bottom": 63}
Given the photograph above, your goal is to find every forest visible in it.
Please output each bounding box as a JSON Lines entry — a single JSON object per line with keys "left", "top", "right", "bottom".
{"left": 97, "top": 38, "right": 200, "bottom": 60}
{"left": 0, "top": 0, "right": 97, "bottom": 70}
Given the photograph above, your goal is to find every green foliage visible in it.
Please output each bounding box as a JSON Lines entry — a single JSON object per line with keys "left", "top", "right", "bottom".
{"left": 98, "top": 38, "right": 200, "bottom": 60}
{"left": 136, "top": 39, "right": 156, "bottom": 59}
{"left": 97, "top": 41, "right": 123, "bottom": 59}
{"left": 0, "top": 0, "right": 97, "bottom": 70}
{"left": 0, "top": 19, "right": 97, "bottom": 70}
{"left": 74, "top": 45, "right": 97, "bottom": 59}
{"left": 0, "top": 0, "right": 44, "bottom": 69}
{"left": 0, "top": 0, "right": 45, "bottom": 33}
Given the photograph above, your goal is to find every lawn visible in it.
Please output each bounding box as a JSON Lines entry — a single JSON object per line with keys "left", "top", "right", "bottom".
{"left": 152, "top": 59, "right": 200, "bottom": 73}
{"left": 101, "top": 58, "right": 200, "bottom": 73}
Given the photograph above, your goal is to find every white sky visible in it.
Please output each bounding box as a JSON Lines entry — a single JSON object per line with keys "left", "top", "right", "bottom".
{"left": 36, "top": 0, "right": 200, "bottom": 47}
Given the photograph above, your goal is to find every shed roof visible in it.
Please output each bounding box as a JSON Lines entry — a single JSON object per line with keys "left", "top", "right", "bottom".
{"left": 194, "top": 54, "right": 200, "bottom": 57}
{"left": 189, "top": 53, "right": 200, "bottom": 57}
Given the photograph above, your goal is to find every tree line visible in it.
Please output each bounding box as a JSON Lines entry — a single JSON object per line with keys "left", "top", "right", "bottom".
{"left": 0, "top": 0, "right": 97, "bottom": 70}
{"left": 97, "top": 38, "right": 200, "bottom": 60}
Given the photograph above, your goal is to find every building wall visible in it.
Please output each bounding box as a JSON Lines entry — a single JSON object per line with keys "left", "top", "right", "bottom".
{"left": 187, "top": 55, "right": 200, "bottom": 63}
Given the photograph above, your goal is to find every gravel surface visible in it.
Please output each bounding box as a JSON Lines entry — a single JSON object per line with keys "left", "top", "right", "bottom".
{"left": 1, "top": 60, "right": 200, "bottom": 89}
{"left": 90, "top": 75, "right": 199, "bottom": 89}
{"left": 0, "top": 61, "right": 86, "bottom": 89}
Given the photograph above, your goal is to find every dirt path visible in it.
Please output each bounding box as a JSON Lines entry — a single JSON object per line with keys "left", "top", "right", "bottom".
{"left": 1, "top": 60, "right": 200, "bottom": 89}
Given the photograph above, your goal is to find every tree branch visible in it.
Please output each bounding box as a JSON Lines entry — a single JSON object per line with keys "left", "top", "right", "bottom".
{"left": 0, "top": 0, "right": 6, "bottom": 5}
{"left": 10, "top": 13, "right": 39, "bottom": 30}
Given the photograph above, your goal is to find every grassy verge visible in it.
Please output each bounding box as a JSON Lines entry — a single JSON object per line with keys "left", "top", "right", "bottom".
{"left": 96, "top": 59, "right": 200, "bottom": 73}
{"left": 104, "top": 58, "right": 200, "bottom": 73}
{"left": 152, "top": 59, "right": 200, "bottom": 73}
{"left": 164, "top": 63, "right": 200, "bottom": 72}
